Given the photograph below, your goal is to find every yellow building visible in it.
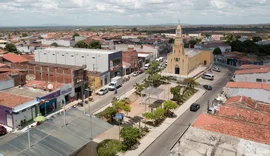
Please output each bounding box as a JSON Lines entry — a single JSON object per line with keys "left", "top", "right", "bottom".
{"left": 167, "top": 24, "right": 213, "bottom": 76}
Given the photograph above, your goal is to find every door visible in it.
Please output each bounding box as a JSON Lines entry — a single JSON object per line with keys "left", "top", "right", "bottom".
{"left": 204, "top": 60, "right": 207, "bottom": 65}
{"left": 7, "top": 114, "right": 13, "bottom": 127}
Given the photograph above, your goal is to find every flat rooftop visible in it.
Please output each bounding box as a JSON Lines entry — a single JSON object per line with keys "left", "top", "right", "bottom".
{"left": 1, "top": 87, "right": 46, "bottom": 99}
{"left": 0, "top": 108, "right": 113, "bottom": 156}
{"left": 170, "top": 127, "right": 270, "bottom": 156}
{"left": 28, "top": 61, "right": 84, "bottom": 70}
{"left": 41, "top": 47, "right": 121, "bottom": 54}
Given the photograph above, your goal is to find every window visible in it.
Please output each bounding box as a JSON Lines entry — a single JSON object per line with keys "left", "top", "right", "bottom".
{"left": 263, "top": 79, "right": 266, "bottom": 82}
{"left": 175, "top": 58, "right": 179, "bottom": 62}
{"left": 92, "top": 57, "right": 95, "bottom": 59}
{"left": 71, "top": 55, "right": 74, "bottom": 57}
{"left": 62, "top": 55, "right": 65, "bottom": 56}
{"left": 256, "top": 78, "right": 262, "bottom": 82}
{"left": 82, "top": 56, "right": 84, "bottom": 58}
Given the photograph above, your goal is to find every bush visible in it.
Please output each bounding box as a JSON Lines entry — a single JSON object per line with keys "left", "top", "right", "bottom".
{"left": 120, "top": 127, "right": 140, "bottom": 150}
{"left": 96, "top": 139, "right": 123, "bottom": 156}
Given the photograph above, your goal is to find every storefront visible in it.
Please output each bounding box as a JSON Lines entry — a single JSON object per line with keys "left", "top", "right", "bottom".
{"left": 59, "top": 84, "right": 74, "bottom": 107}
{"left": 37, "top": 90, "right": 60, "bottom": 116}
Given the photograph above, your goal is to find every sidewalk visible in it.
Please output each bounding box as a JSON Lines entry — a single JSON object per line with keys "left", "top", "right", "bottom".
{"left": 124, "top": 88, "right": 206, "bottom": 156}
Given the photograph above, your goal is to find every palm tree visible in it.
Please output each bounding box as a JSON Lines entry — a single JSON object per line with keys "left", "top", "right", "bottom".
{"left": 134, "top": 83, "right": 145, "bottom": 95}
{"left": 184, "top": 78, "right": 200, "bottom": 89}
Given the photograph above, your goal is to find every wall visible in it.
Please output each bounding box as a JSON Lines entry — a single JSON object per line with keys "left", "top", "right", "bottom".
{"left": 0, "top": 79, "right": 14, "bottom": 90}
{"left": 226, "top": 88, "right": 270, "bottom": 103}
{"left": 234, "top": 73, "right": 270, "bottom": 83}
{"left": 0, "top": 105, "right": 11, "bottom": 126}
{"left": 122, "top": 50, "right": 138, "bottom": 70}
{"left": 85, "top": 53, "right": 109, "bottom": 73}
{"left": 200, "top": 50, "right": 213, "bottom": 66}
{"left": 109, "top": 51, "right": 123, "bottom": 78}
{"left": 41, "top": 39, "right": 72, "bottom": 47}
{"left": 188, "top": 54, "right": 200, "bottom": 74}
{"left": 13, "top": 106, "right": 35, "bottom": 129}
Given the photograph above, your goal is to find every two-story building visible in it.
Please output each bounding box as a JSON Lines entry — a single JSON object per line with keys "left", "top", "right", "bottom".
{"left": 233, "top": 68, "right": 270, "bottom": 83}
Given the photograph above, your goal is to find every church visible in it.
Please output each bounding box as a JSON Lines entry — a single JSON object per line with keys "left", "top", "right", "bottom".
{"left": 167, "top": 24, "right": 213, "bottom": 77}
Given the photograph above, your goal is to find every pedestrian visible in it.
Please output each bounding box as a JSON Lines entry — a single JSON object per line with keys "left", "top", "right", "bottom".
{"left": 114, "top": 89, "right": 117, "bottom": 95}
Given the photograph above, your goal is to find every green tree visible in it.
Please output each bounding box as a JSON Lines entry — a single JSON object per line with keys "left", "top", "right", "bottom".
{"left": 4, "top": 43, "right": 18, "bottom": 53}
{"left": 88, "top": 40, "right": 101, "bottom": 49}
{"left": 183, "top": 78, "right": 200, "bottom": 89}
{"left": 120, "top": 127, "right": 140, "bottom": 149}
{"left": 134, "top": 83, "right": 146, "bottom": 95}
{"left": 131, "top": 28, "right": 138, "bottom": 32}
{"left": 189, "top": 39, "right": 197, "bottom": 45}
{"left": 170, "top": 86, "right": 184, "bottom": 104}
{"left": 142, "top": 112, "right": 154, "bottom": 121}
{"left": 102, "top": 106, "right": 117, "bottom": 122}
{"left": 146, "top": 60, "right": 161, "bottom": 76}
{"left": 22, "top": 33, "right": 28, "bottom": 37}
{"left": 74, "top": 40, "right": 88, "bottom": 48}
{"left": 51, "top": 42, "right": 58, "bottom": 47}
{"left": 96, "top": 139, "right": 123, "bottom": 156}
{"left": 213, "top": 47, "right": 222, "bottom": 55}
{"left": 205, "top": 33, "right": 211, "bottom": 38}
{"left": 161, "top": 34, "right": 166, "bottom": 38}
{"left": 168, "top": 38, "right": 175, "bottom": 44}
{"left": 163, "top": 100, "right": 178, "bottom": 114}
{"left": 72, "top": 32, "right": 80, "bottom": 39}
{"left": 112, "top": 99, "right": 131, "bottom": 115}
{"left": 153, "top": 107, "right": 166, "bottom": 121}
{"left": 252, "top": 36, "right": 262, "bottom": 42}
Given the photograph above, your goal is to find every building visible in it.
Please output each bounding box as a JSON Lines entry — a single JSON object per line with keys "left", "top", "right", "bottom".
{"left": 41, "top": 39, "right": 75, "bottom": 47}
{"left": 115, "top": 44, "right": 158, "bottom": 59}
{"left": 122, "top": 50, "right": 138, "bottom": 74}
{"left": 34, "top": 47, "right": 122, "bottom": 87}
{"left": 225, "top": 82, "right": 270, "bottom": 103}
{"left": 1, "top": 53, "right": 29, "bottom": 65}
{"left": 194, "top": 41, "right": 231, "bottom": 53}
{"left": 211, "top": 34, "right": 223, "bottom": 41}
{"left": 0, "top": 68, "right": 27, "bottom": 90}
{"left": 11, "top": 62, "right": 89, "bottom": 99}
{"left": 233, "top": 68, "right": 270, "bottom": 83}
{"left": 167, "top": 24, "right": 213, "bottom": 76}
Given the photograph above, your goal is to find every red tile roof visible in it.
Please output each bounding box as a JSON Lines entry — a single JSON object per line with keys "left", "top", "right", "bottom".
{"left": 0, "top": 92, "right": 33, "bottom": 108}
{"left": 240, "top": 64, "right": 270, "bottom": 69}
{"left": 0, "top": 63, "right": 8, "bottom": 68}
{"left": 226, "top": 82, "right": 270, "bottom": 91}
{"left": 235, "top": 68, "right": 270, "bottom": 75}
{"left": 3, "top": 53, "right": 29, "bottom": 63}
{"left": 225, "top": 96, "right": 256, "bottom": 108}
{"left": 193, "top": 114, "right": 270, "bottom": 144}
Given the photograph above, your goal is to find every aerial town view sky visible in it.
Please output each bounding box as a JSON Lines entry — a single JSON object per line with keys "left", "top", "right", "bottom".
{"left": 0, "top": 0, "right": 269, "bottom": 26}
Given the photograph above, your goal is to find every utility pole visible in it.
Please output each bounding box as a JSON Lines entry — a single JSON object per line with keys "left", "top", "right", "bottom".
{"left": 27, "top": 125, "right": 31, "bottom": 148}
{"left": 63, "top": 99, "right": 66, "bottom": 126}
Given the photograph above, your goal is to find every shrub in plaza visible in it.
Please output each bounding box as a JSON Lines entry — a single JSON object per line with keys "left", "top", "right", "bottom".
{"left": 142, "top": 107, "right": 166, "bottom": 126}
{"left": 120, "top": 127, "right": 140, "bottom": 150}
{"left": 96, "top": 139, "right": 123, "bottom": 156}
{"left": 163, "top": 100, "right": 178, "bottom": 117}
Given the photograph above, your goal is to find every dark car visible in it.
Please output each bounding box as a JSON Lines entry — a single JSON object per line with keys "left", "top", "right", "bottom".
{"left": 203, "top": 85, "right": 212, "bottom": 90}
{"left": 0, "top": 125, "right": 7, "bottom": 136}
{"left": 190, "top": 103, "right": 200, "bottom": 112}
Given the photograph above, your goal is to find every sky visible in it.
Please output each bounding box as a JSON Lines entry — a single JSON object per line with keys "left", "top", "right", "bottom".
{"left": 0, "top": 0, "right": 269, "bottom": 26}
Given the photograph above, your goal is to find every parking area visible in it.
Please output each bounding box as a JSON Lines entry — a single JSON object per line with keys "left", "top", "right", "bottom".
{"left": 197, "top": 66, "right": 229, "bottom": 87}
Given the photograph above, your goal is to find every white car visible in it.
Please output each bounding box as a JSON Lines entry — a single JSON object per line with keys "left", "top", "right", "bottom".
{"left": 98, "top": 88, "right": 109, "bottom": 95}
{"left": 212, "top": 67, "right": 220, "bottom": 72}
{"left": 132, "top": 72, "right": 139, "bottom": 76}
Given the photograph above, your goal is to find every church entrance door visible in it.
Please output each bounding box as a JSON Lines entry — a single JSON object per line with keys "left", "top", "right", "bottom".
{"left": 175, "top": 65, "right": 180, "bottom": 74}
{"left": 204, "top": 60, "right": 207, "bottom": 65}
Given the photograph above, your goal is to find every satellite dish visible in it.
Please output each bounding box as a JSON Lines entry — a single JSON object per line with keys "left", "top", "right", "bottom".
{"left": 47, "top": 84, "right": 53, "bottom": 90}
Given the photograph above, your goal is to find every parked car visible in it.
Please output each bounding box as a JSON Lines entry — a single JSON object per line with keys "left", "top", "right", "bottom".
{"left": 98, "top": 88, "right": 109, "bottom": 95}
{"left": 0, "top": 125, "right": 7, "bottom": 136}
{"left": 203, "top": 85, "right": 212, "bottom": 90}
{"left": 132, "top": 71, "right": 139, "bottom": 77}
{"left": 137, "top": 69, "right": 144, "bottom": 74}
{"left": 201, "top": 73, "right": 214, "bottom": 80}
{"left": 190, "top": 103, "right": 200, "bottom": 112}
{"left": 212, "top": 67, "right": 220, "bottom": 72}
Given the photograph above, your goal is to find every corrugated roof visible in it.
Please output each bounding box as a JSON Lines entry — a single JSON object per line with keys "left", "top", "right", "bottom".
{"left": 0, "top": 109, "right": 113, "bottom": 156}
{"left": 235, "top": 68, "right": 270, "bottom": 75}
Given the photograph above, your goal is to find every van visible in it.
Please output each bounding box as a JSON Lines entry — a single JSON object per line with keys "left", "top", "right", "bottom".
{"left": 144, "top": 63, "right": 150, "bottom": 70}
{"left": 201, "top": 73, "right": 214, "bottom": 80}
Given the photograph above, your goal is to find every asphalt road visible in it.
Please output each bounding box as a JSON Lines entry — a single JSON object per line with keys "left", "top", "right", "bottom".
{"left": 140, "top": 65, "right": 236, "bottom": 156}
{"left": 86, "top": 73, "right": 148, "bottom": 114}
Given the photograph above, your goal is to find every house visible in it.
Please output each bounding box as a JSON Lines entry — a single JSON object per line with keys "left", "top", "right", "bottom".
{"left": 233, "top": 68, "right": 270, "bottom": 83}
{"left": 225, "top": 82, "right": 270, "bottom": 103}
{"left": 195, "top": 41, "right": 231, "bottom": 53}
{"left": 115, "top": 44, "right": 158, "bottom": 59}
{"left": 0, "top": 68, "right": 27, "bottom": 90}
{"left": 2, "top": 53, "right": 29, "bottom": 65}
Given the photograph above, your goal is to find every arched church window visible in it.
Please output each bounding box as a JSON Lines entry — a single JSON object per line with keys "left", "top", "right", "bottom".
{"left": 176, "top": 58, "right": 179, "bottom": 62}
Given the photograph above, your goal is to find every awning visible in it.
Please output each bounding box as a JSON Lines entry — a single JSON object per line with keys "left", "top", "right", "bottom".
{"left": 138, "top": 53, "right": 151, "bottom": 60}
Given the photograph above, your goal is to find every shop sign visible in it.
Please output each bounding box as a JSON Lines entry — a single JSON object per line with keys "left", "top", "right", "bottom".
{"left": 37, "top": 90, "right": 60, "bottom": 101}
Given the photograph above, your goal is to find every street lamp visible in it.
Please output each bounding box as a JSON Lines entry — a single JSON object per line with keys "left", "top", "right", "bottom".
{"left": 85, "top": 88, "right": 93, "bottom": 156}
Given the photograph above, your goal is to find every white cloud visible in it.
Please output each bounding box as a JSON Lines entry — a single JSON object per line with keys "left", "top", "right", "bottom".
{"left": 0, "top": 0, "right": 269, "bottom": 26}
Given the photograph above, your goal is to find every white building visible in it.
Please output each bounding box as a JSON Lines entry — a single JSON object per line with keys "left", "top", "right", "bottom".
{"left": 41, "top": 39, "right": 75, "bottom": 47}
{"left": 234, "top": 68, "right": 270, "bottom": 83}
{"left": 188, "top": 33, "right": 201, "bottom": 38}
{"left": 225, "top": 82, "right": 270, "bottom": 103}
{"left": 122, "top": 36, "right": 138, "bottom": 39}
{"left": 34, "top": 47, "right": 123, "bottom": 80}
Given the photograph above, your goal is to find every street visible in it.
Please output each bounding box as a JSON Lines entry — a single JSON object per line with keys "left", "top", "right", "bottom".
{"left": 86, "top": 73, "right": 148, "bottom": 114}
{"left": 140, "top": 65, "right": 236, "bottom": 156}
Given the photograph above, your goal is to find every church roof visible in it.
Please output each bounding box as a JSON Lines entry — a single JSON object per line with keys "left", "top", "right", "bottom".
{"left": 184, "top": 48, "right": 200, "bottom": 57}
